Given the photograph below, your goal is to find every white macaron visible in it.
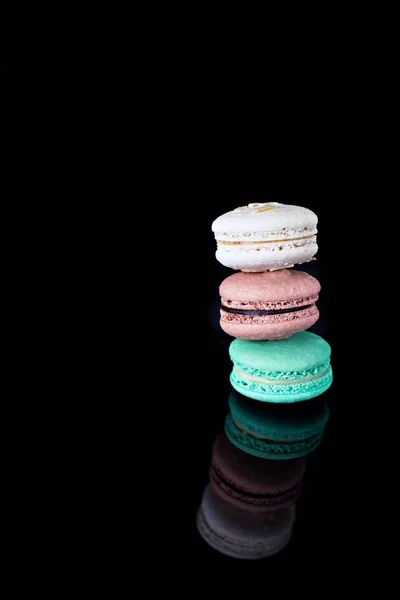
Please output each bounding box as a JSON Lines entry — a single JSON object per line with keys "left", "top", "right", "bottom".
{"left": 211, "top": 202, "right": 318, "bottom": 272}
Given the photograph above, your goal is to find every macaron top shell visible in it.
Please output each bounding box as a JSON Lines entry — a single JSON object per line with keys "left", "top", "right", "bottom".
{"left": 212, "top": 203, "right": 317, "bottom": 234}
{"left": 220, "top": 269, "right": 320, "bottom": 303}
{"left": 211, "top": 432, "right": 306, "bottom": 495}
{"left": 229, "top": 331, "right": 331, "bottom": 373}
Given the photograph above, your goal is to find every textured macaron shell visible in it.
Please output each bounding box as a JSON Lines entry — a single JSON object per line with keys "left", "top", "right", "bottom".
{"left": 211, "top": 202, "right": 318, "bottom": 272}
{"left": 220, "top": 269, "right": 320, "bottom": 340}
{"left": 225, "top": 391, "right": 329, "bottom": 460}
{"left": 225, "top": 390, "right": 329, "bottom": 460}
{"left": 228, "top": 391, "right": 330, "bottom": 441}
{"left": 229, "top": 331, "right": 332, "bottom": 402}
{"left": 210, "top": 432, "right": 306, "bottom": 511}
{"left": 220, "top": 269, "right": 320, "bottom": 303}
{"left": 212, "top": 203, "right": 317, "bottom": 234}
{"left": 196, "top": 484, "right": 295, "bottom": 559}
{"left": 225, "top": 414, "right": 324, "bottom": 460}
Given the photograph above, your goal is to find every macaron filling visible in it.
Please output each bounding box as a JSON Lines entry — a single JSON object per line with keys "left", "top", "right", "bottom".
{"left": 233, "top": 363, "right": 330, "bottom": 385}
{"left": 222, "top": 304, "right": 313, "bottom": 316}
{"left": 215, "top": 227, "right": 317, "bottom": 244}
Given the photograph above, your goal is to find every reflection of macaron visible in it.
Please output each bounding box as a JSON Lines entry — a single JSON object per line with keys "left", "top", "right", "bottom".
{"left": 196, "top": 484, "right": 296, "bottom": 559}
{"left": 219, "top": 269, "right": 320, "bottom": 340}
{"left": 229, "top": 331, "right": 332, "bottom": 403}
{"left": 211, "top": 202, "right": 318, "bottom": 272}
{"left": 209, "top": 432, "right": 306, "bottom": 512}
{"left": 225, "top": 389, "right": 330, "bottom": 459}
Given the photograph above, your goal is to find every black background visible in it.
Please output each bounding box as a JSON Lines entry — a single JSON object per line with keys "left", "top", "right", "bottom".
{"left": 1, "top": 12, "right": 394, "bottom": 587}
{"left": 2, "top": 47, "right": 382, "bottom": 580}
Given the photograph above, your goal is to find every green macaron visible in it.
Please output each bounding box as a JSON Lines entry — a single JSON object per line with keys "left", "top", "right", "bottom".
{"left": 229, "top": 331, "right": 332, "bottom": 403}
{"left": 225, "top": 389, "right": 330, "bottom": 460}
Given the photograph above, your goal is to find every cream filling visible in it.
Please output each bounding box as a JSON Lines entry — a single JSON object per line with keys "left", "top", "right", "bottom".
{"left": 217, "top": 234, "right": 315, "bottom": 245}
{"left": 233, "top": 365, "right": 329, "bottom": 386}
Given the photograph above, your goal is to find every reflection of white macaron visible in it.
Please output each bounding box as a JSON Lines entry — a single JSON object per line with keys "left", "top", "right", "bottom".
{"left": 211, "top": 202, "right": 318, "bottom": 272}
{"left": 196, "top": 484, "right": 296, "bottom": 559}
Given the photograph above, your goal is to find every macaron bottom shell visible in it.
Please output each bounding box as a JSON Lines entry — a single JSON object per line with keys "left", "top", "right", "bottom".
{"left": 225, "top": 413, "right": 324, "bottom": 460}
{"left": 220, "top": 311, "right": 319, "bottom": 340}
{"left": 216, "top": 243, "right": 317, "bottom": 272}
{"left": 230, "top": 365, "right": 333, "bottom": 403}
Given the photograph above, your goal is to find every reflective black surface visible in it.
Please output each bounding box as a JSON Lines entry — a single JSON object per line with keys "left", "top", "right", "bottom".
{"left": 186, "top": 179, "right": 350, "bottom": 569}
{"left": 5, "top": 42, "right": 385, "bottom": 585}
{"left": 190, "top": 263, "right": 339, "bottom": 565}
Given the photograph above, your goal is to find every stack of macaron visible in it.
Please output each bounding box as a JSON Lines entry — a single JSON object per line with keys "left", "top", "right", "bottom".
{"left": 196, "top": 202, "right": 333, "bottom": 559}
{"left": 211, "top": 201, "right": 332, "bottom": 419}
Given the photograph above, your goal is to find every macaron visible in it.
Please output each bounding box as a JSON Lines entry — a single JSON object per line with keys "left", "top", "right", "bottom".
{"left": 209, "top": 431, "right": 306, "bottom": 512}
{"left": 219, "top": 268, "right": 320, "bottom": 340}
{"left": 211, "top": 202, "right": 318, "bottom": 272}
{"left": 225, "top": 389, "right": 330, "bottom": 459}
{"left": 196, "top": 484, "right": 296, "bottom": 559}
{"left": 229, "top": 331, "right": 332, "bottom": 403}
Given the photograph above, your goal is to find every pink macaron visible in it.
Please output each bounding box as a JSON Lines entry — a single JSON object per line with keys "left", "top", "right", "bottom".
{"left": 219, "top": 269, "right": 320, "bottom": 340}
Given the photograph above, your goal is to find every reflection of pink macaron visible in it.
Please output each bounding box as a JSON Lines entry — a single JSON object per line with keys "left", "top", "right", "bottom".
{"left": 219, "top": 269, "right": 320, "bottom": 340}
{"left": 209, "top": 432, "right": 306, "bottom": 513}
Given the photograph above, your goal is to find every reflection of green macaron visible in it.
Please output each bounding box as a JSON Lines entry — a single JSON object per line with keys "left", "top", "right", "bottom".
{"left": 229, "top": 331, "right": 332, "bottom": 403}
{"left": 225, "top": 389, "right": 330, "bottom": 460}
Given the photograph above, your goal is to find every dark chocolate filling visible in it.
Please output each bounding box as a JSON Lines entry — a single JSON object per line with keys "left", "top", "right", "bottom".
{"left": 221, "top": 303, "right": 313, "bottom": 316}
